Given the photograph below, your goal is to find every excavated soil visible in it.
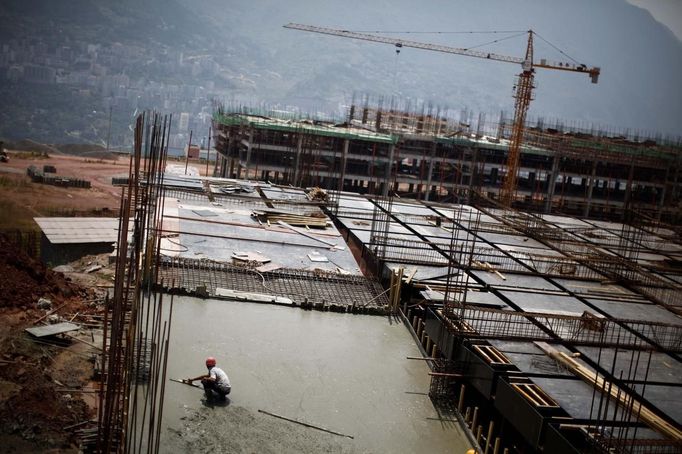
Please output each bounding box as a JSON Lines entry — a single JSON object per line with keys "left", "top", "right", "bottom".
{"left": 0, "top": 236, "right": 83, "bottom": 309}
{"left": 0, "top": 235, "right": 100, "bottom": 452}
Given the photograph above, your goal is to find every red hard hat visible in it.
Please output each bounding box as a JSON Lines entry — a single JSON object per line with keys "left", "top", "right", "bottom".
{"left": 205, "top": 357, "right": 216, "bottom": 367}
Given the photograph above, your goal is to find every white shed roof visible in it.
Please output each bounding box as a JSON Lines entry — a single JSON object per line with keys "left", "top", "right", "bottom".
{"left": 34, "top": 217, "right": 120, "bottom": 244}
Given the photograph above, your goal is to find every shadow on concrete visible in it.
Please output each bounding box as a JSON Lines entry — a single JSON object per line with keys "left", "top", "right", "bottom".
{"left": 201, "top": 394, "right": 231, "bottom": 409}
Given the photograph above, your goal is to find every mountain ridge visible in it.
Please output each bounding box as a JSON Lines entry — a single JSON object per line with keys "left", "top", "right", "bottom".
{"left": 0, "top": 0, "right": 680, "bottom": 143}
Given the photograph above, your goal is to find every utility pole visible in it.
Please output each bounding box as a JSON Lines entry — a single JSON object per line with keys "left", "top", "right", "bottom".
{"left": 205, "top": 126, "right": 212, "bottom": 177}
{"left": 106, "top": 105, "right": 112, "bottom": 152}
{"left": 185, "top": 129, "right": 193, "bottom": 175}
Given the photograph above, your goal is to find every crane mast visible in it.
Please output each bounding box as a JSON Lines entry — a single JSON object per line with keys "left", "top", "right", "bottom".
{"left": 284, "top": 23, "right": 600, "bottom": 206}
{"left": 502, "top": 32, "right": 535, "bottom": 206}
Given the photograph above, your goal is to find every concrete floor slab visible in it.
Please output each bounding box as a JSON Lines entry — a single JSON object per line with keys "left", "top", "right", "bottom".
{"left": 390, "top": 202, "right": 434, "bottom": 216}
{"left": 586, "top": 298, "right": 682, "bottom": 324}
{"left": 576, "top": 347, "right": 682, "bottom": 384}
{"left": 472, "top": 271, "right": 562, "bottom": 292}
{"left": 552, "top": 279, "right": 638, "bottom": 298}
{"left": 500, "top": 291, "right": 593, "bottom": 316}
{"left": 160, "top": 296, "right": 470, "bottom": 453}
{"left": 477, "top": 232, "right": 547, "bottom": 249}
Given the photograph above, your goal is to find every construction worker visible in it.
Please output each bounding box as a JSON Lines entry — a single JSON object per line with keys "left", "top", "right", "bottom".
{"left": 188, "top": 357, "right": 231, "bottom": 400}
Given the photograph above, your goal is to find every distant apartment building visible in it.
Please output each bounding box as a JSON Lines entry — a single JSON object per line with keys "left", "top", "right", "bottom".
{"left": 212, "top": 106, "right": 682, "bottom": 223}
{"left": 23, "top": 64, "right": 56, "bottom": 83}
{"left": 178, "top": 112, "right": 190, "bottom": 132}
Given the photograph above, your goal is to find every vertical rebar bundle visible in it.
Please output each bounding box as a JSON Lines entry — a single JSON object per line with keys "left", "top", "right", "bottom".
{"left": 443, "top": 199, "right": 482, "bottom": 321}
{"left": 95, "top": 112, "right": 175, "bottom": 453}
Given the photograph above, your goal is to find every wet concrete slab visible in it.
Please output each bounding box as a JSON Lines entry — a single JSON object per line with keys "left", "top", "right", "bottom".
{"left": 160, "top": 295, "right": 470, "bottom": 453}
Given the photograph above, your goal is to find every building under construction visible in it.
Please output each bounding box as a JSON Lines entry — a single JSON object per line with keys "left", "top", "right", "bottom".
{"left": 212, "top": 104, "right": 682, "bottom": 224}
{"left": 331, "top": 189, "right": 682, "bottom": 453}
{"left": 208, "top": 104, "right": 681, "bottom": 452}
{"left": 94, "top": 109, "right": 681, "bottom": 453}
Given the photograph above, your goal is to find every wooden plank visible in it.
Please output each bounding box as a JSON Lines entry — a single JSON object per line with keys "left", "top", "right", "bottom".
{"left": 404, "top": 268, "right": 418, "bottom": 285}
{"left": 534, "top": 342, "right": 682, "bottom": 442}
{"left": 511, "top": 383, "right": 559, "bottom": 408}
{"left": 473, "top": 345, "right": 512, "bottom": 365}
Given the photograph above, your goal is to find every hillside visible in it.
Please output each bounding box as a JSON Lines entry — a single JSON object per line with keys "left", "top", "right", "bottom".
{"left": 0, "top": 0, "right": 680, "bottom": 144}
{"left": 186, "top": 0, "right": 682, "bottom": 136}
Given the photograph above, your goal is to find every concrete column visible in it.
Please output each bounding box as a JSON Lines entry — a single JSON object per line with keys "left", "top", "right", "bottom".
{"left": 219, "top": 156, "right": 225, "bottom": 177}
{"left": 339, "top": 138, "right": 349, "bottom": 191}
{"left": 227, "top": 157, "right": 234, "bottom": 178}
{"left": 293, "top": 134, "right": 303, "bottom": 187}
{"left": 217, "top": 134, "right": 227, "bottom": 178}
{"left": 425, "top": 142, "right": 436, "bottom": 201}
{"left": 583, "top": 160, "right": 598, "bottom": 218}
{"left": 467, "top": 147, "right": 480, "bottom": 205}
{"left": 545, "top": 154, "right": 560, "bottom": 213}
{"left": 244, "top": 128, "right": 254, "bottom": 179}
{"left": 382, "top": 144, "right": 395, "bottom": 197}
{"left": 623, "top": 162, "right": 636, "bottom": 214}
{"left": 670, "top": 164, "right": 681, "bottom": 223}
{"left": 658, "top": 166, "right": 671, "bottom": 221}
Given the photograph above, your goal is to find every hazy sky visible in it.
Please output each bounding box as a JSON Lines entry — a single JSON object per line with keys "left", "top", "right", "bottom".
{"left": 627, "top": 0, "right": 682, "bottom": 40}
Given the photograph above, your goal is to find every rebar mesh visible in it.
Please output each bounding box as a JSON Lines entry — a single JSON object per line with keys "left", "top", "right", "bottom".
{"left": 442, "top": 306, "right": 682, "bottom": 351}
{"left": 157, "top": 257, "right": 389, "bottom": 308}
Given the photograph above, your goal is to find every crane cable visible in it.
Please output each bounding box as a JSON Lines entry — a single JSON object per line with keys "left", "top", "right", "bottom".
{"left": 461, "top": 31, "right": 528, "bottom": 51}
{"left": 351, "top": 29, "right": 586, "bottom": 64}
{"left": 532, "top": 31, "right": 582, "bottom": 65}
{"left": 392, "top": 45, "right": 401, "bottom": 93}
{"left": 351, "top": 30, "right": 527, "bottom": 34}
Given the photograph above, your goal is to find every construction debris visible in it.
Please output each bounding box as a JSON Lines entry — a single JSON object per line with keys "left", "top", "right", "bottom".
{"left": 307, "top": 251, "right": 329, "bottom": 263}
{"left": 306, "top": 187, "right": 327, "bottom": 202}
{"left": 215, "top": 288, "right": 294, "bottom": 305}
{"left": 276, "top": 221, "right": 340, "bottom": 248}
{"left": 213, "top": 182, "right": 255, "bottom": 194}
{"left": 37, "top": 297, "right": 53, "bottom": 309}
{"left": 231, "top": 251, "right": 271, "bottom": 263}
{"left": 25, "top": 322, "right": 80, "bottom": 338}
{"left": 253, "top": 209, "right": 328, "bottom": 228}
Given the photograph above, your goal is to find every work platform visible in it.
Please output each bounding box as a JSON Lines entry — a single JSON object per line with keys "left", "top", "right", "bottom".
{"left": 153, "top": 174, "right": 389, "bottom": 311}
{"left": 139, "top": 162, "right": 682, "bottom": 452}
{"left": 331, "top": 190, "right": 682, "bottom": 453}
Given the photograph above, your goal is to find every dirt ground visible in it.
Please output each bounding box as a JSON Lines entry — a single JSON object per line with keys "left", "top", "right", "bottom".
{"left": 0, "top": 145, "right": 213, "bottom": 452}
{"left": 0, "top": 148, "right": 207, "bottom": 230}
{"left": 0, "top": 235, "right": 108, "bottom": 452}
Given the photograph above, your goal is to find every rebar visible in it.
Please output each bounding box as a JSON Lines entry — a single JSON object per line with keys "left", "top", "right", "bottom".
{"left": 94, "top": 112, "right": 176, "bottom": 453}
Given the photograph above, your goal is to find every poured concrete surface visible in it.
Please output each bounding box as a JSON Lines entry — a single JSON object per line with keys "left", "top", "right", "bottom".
{"left": 160, "top": 295, "right": 470, "bottom": 453}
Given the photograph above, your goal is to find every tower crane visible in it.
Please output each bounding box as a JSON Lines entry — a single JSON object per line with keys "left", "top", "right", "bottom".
{"left": 284, "top": 23, "right": 600, "bottom": 206}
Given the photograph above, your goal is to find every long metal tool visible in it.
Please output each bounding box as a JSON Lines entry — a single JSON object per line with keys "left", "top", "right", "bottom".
{"left": 258, "top": 409, "right": 354, "bottom": 439}
{"left": 169, "top": 378, "right": 202, "bottom": 389}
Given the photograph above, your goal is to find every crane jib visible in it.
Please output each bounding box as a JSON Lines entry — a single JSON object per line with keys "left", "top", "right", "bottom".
{"left": 283, "top": 23, "right": 599, "bottom": 78}
{"left": 284, "top": 23, "right": 524, "bottom": 66}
